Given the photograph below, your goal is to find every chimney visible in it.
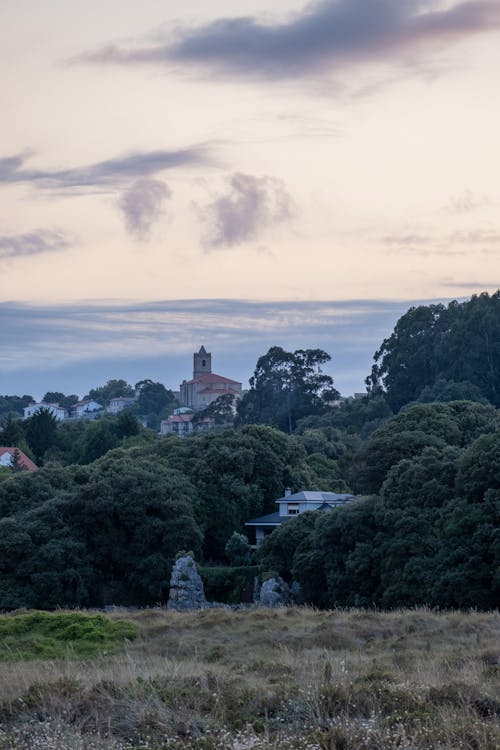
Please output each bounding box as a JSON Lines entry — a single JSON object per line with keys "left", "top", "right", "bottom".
{"left": 284, "top": 487, "right": 292, "bottom": 497}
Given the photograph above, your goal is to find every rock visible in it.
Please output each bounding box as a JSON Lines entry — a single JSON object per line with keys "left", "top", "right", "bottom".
{"left": 290, "top": 580, "right": 304, "bottom": 605}
{"left": 259, "top": 576, "right": 292, "bottom": 608}
{"left": 167, "top": 555, "right": 207, "bottom": 611}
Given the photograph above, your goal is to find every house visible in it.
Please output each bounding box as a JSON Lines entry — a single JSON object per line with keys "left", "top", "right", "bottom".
{"left": 71, "top": 400, "right": 102, "bottom": 418}
{"left": 245, "top": 488, "right": 354, "bottom": 545}
{"left": 160, "top": 410, "right": 216, "bottom": 437}
{"left": 160, "top": 413, "right": 194, "bottom": 438}
{"left": 179, "top": 346, "right": 242, "bottom": 411}
{"left": 23, "top": 402, "right": 68, "bottom": 421}
{"left": 107, "top": 395, "right": 137, "bottom": 414}
{"left": 0, "top": 447, "right": 38, "bottom": 472}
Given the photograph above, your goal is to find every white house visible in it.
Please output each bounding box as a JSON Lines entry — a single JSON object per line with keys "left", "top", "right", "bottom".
{"left": 245, "top": 489, "right": 354, "bottom": 545}
{"left": 0, "top": 447, "right": 38, "bottom": 471}
{"left": 71, "top": 400, "right": 102, "bottom": 418}
{"left": 23, "top": 402, "right": 68, "bottom": 421}
{"left": 160, "top": 409, "right": 216, "bottom": 437}
{"left": 107, "top": 396, "right": 137, "bottom": 414}
{"left": 160, "top": 413, "right": 194, "bottom": 437}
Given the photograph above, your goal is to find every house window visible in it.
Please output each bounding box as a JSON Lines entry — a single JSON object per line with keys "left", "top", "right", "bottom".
{"left": 287, "top": 504, "right": 300, "bottom": 515}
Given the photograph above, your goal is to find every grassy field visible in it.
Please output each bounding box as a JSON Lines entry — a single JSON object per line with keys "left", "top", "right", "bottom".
{"left": 0, "top": 607, "right": 499, "bottom": 749}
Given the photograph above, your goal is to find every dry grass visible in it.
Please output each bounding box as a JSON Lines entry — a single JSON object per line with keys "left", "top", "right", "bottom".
{"left": 0, "top": 607, "right": 499, "bottom": 749}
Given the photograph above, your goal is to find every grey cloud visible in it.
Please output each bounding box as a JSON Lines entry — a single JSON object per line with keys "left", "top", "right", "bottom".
{"left": 0, "top": 229, "right": 72, "bottom": 260}
{"left": 199, "top": 172, "right": 293, "bottom": 249}
{"left": 79, "top": 0, "right": 500, "bottom": 80}
{"left": 448, "top": 189, "right": 490, "bottom": 214}
{"left": 0, "top": 297, "right": 449, "bottom": 398}
{"left": 381, "top": 226, "right": 500, "bottom": 256}
{"left": 118, "top": 179, "right": 172, "bottom": 240}
{"left": 0, "top": 147, "right": 208, "bottom": 191}
{"left": 450, "top": 229, "right": 500, "bottom": 245}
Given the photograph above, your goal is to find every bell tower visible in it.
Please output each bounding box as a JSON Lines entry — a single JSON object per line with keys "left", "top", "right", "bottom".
{"left": 193, "top": 345, "right": 212, "bottom": 377}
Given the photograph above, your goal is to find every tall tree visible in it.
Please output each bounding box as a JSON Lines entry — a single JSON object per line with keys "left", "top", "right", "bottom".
{"left": 25, "top": 407, "right": 59, "bottom": 464}
{"left": 367, "top": 292, "right": 500, "bottom": 410}
{"left": 84, "top": 379, "right": 135, "bottom": 407}
{"left": 237, "top": 347, "right": 339, "bottom": 432}
{"left": 42, "top": 392, "right": 79, "bottom": 409}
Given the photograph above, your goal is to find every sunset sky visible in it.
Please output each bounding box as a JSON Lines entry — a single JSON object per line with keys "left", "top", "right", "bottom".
{"left": 1, "top": 0, "right": 499, "bottom": 397}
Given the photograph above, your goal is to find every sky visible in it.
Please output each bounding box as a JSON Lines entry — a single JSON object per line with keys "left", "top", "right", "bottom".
{"left": 1, "top": 0, "right": 500, "bottom": 399}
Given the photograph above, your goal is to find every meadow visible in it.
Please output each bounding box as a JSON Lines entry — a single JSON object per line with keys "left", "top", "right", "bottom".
{"left": 0, "top": 607, "right": 499, "bottom": 749}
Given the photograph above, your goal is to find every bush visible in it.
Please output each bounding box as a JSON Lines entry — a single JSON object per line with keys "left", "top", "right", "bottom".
{"left": 199, "top": 565, "right": 258, "bottom": 604}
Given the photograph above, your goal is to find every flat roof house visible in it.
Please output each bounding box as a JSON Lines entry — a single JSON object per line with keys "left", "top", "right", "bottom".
{"left": 245, "top": 489, "right": 354, "bottom": 545}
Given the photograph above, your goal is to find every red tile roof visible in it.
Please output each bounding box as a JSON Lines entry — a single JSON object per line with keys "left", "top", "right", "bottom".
{"left": 0, "top": 447, "right": 38, "bottom": 472}
{"left": 183, "top": 372, "right": 242, "bottom": 386}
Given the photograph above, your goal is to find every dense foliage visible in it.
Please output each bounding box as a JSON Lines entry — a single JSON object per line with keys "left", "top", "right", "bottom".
{"left": 367, "top": 291, "right": 500, "bottom": 410}
{"left": 0, "top": 292, "right": 499, "bottom": 610}
{"left": 258, "top": 407, "right": 500, "bottom": 610}
{"left": 237, "top": 347, "right": 339, "bottom": 432}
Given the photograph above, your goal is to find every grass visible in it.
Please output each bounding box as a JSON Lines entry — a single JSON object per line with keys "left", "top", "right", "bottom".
{"left": 0, "top": 611, "right": 138, "bottom": 661}
{"left": 0, "top": 607, "right": 498, "bottom": 749}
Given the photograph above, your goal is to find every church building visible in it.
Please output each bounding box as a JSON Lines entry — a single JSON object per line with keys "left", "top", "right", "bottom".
{"left": 179, "top": 346, "right": 242, "bottom": 411}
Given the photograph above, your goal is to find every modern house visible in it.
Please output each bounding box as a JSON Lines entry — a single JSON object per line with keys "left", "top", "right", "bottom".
{"left": 23, "top": 402, "right": 68, "bottom": 420}
{"left": 245, "top": 489, "right": 354, "bottom": 545}
{"left": 179, "top": 346, "right": 242, "bottom": 411}
{"left": 0, "top": 447, "right": 38, "bottom": 472}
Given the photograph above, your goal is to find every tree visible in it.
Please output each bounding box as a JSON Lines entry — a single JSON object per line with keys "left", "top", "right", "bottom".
{"left": 237, "top": 347, "right": 339, "bottom": 432}
{"left": 354, "top": 401, "right": 498, "bottom": 494}
{"left": 0, "top": 395, "right": 35, "bottom": 419}
{"left": 367, "top": 292, "right": 500, "bottom": 410}
{"left": 85, "top": 379, "right": 135, "bottom": 407}
{"left": 192, "top": 394, "right": 236, "bottom": 427}
{"left": 225, "top": 532, "right": 252, "bottom": 566}
{"left": 25, "top": 407, "right": 59, "bottom": 464}
{"left": 42, "top": 392, "right": 79, "bottom": 409}
{"left": 134, "top": 380, "right": 175, "bottom": 416}
{"left": 0, "top": 413, "right": 25, "bottom": 446}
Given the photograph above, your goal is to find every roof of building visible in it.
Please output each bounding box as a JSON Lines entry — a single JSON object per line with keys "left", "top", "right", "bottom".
{"left": 277, "top": 490, "right": 353, "bottom": 503}
{"left": 0, "top": 447, "right": 38, "bottom": 472}
{"left": 164, "top": 414, "right": 193, "bottom": 423}
{"left": 182, "top": 372, "right": 242, "bottom": 387}
{"left": 197, "top": 386, "right": 240, "bottom": 395}
{"left": 245, "top": 512, "right": 289, "bottom": 526}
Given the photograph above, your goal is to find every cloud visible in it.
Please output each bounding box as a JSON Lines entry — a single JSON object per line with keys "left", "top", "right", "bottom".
{"left": 118, "top": 179, "right": 172, "bottom": 240}
{"left": 0, "top": 229, "right": 73, "bottom": 260}
{"left": 78, "top": 0, "right": 500, "bottom": 80}
{"left": 0, "top": 297, "right": 445, "bottom": 398}
{"left": 447, "top": 189, "right": 490, "bottom": 214}
{"left": 381, "top": 225, "right": 500, "bottom": 255}
{"left": 198, "top": 172, "right": 294, "bottom": 249}
{"left": 0, "top": 147, "right": 209, "bottom": 192}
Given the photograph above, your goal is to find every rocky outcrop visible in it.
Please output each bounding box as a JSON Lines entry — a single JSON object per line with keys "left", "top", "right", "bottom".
{"left": 255, "top": 577, "right": 304, "bottom": 607}
{"left": 258, "top": 576, "right": 292, "bottom": 608}
{"left": 167, "top": 555, "right": 206, "bottom": 611}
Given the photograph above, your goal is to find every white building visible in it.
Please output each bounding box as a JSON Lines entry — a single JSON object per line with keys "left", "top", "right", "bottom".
{"left": 245, "top": 489, "right": 354, "bottom": 545}
{"left": 107, "top": 396, "right": 137, "bottom": 414}
{"left": 23, "top": 402, "right": 68, "bottom": 421}
{"left": 71, "top": 400, "right": 102, "bottom": 418}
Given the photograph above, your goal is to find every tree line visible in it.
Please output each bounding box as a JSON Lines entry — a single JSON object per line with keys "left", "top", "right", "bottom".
{"left": 0, "top": 291, "right": 498, "bottom": 609}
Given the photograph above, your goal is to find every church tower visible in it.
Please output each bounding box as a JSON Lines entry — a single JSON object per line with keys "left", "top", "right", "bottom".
{"left": 193, "top": 345, "right": 212, "bottom": 378}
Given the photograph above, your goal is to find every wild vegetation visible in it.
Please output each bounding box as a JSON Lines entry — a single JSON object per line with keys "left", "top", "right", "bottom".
{"left": 0, "top": 607, "right": 499, "bottom": 749}
{"left": 0, "top": 291, "right": 498, "bottom": 610}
